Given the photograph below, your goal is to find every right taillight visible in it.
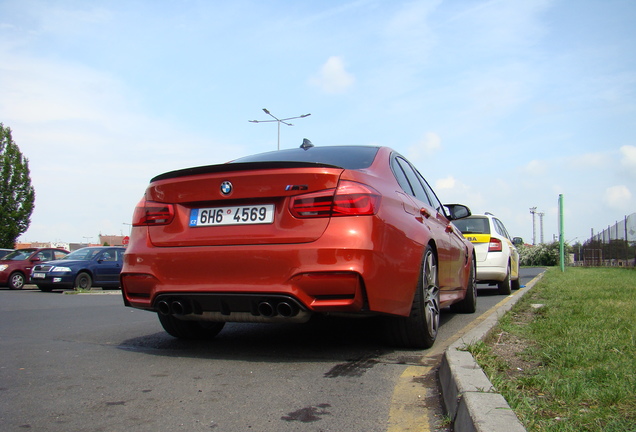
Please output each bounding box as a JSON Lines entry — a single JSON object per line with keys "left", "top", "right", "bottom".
{"left": 131, "top": 199, "right": 175, "bottom": 226}
{"left": 488, "top": 237, "right": 503, "bottom": 252}
{"left": 289, "top": 181, "right": 381, "bottom": 218}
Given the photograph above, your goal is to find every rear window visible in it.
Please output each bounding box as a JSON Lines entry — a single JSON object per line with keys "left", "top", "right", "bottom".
{"left": 453, "top": 217, "right": 490, "bottom": 235}
{"left": 232, "top": 146, "right": 379, "bottom": 170}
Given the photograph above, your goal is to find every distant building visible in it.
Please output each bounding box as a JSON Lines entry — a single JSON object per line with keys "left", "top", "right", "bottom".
{"left": 99, "top": 234, "right": 125, "bottom": 246}
{"left": 15, "top": 241, "right": 71, "bottom": 250}
{"left": 14, "top": 235, "right": 127, "bottom": 251}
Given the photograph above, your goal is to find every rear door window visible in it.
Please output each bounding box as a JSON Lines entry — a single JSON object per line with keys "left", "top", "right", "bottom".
{"left": 392, "top": 157, "right": 433, "bottom": 206}
{"left": 494, "top": 219, "right": 511, "bottom": 240}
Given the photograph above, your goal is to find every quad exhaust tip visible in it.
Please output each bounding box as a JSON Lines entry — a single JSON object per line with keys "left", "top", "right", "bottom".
{"left": 157, "top": 298, "right": 300, "bottom": 318}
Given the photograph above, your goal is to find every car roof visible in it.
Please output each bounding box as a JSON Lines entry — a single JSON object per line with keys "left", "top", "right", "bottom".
{"left": 73, "top": 246, "right": 125, "bottom": 250}
{"left": 151, "top": 145, "right": 382, "bottom": 182}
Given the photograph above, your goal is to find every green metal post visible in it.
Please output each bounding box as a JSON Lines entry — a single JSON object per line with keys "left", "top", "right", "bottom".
{"left": 559, "top": 194, "right": 565, "bottom": 272}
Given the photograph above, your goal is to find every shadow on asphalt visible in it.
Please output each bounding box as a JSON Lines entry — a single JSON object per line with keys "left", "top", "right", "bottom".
{"left": 117, "top": 312, "right": 457, "bottom": 365}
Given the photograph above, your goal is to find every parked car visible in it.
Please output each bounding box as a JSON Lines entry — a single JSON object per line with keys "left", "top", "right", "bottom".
{"left": 32, "top": 247, "right": 126, "bottom": 292}
{"left": 121, "top": 144, "right": 476, "bottom": 348}
{"left": 0, "top": 248, "right": 70, "bottom": 289}
{"left": 453, "top": 213, "right": 520, "bottom": 294}
{"left": 0, "top": 249, "right": 14, "bottom": 259}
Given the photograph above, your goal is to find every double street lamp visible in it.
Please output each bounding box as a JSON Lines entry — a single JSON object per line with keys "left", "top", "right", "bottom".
{"left": 249, "top": 108, "right": 311, "bottom": 150}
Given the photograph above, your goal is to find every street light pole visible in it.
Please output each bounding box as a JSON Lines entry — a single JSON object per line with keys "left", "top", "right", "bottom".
{"left": 249, "top": 108, "right": 311, "bottom": 150}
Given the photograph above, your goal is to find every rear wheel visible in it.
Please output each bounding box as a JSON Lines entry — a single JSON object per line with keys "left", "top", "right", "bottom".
{"left": 158, "top": 314, "right": 225, "bottom": 340}
{"left": 387, "top": 246, "right": 440, "bottom": 349}
{"left": 497, "top": 263, "right": 512, "bottom": 295}
{"left": 511, "top": 276, "right": 521, "bottom": 290}
{"left": 451, "top": 255, "right": 477, "bottom": 313}
{"left": 8, "top": 272, "right": 25, "bottom": 290}
{"left": 74, "top": 272, "right": 92, "bottom": 290}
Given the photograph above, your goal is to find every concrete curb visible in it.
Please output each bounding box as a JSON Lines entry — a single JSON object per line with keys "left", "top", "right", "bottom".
{"left": 439, "top": 274, "right": 544, "bottom": 432}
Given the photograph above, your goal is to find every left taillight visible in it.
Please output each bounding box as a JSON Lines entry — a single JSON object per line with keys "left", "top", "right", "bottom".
{"left": 290, "top": 181, "right": 381, "bottom": 218}
{"left": 488, "top": 237, "right": 502, "bottom": 252}
{"left": 132, "top": 199, "right": 175, "bottom": 226}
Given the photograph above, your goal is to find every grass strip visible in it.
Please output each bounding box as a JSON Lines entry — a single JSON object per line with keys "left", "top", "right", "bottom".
{"left": 468, "top": 267, "right": 636, "bottom": 432}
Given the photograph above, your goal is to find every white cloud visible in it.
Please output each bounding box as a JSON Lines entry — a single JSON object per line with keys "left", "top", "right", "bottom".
{"left": 444, "top": 0, "right": 552, "bottom": 51}
{"left": 433, "top": 175, "right": 485, "bottom": 209}
{"left": 407, "top": 132, "right": 441, "bottom": 162}
{"left": 1, "top": 50, "right": 239, "bottom": 243}
{"left": 383, "top": 0, "right": 439, "bottom": 63}
{"left": 522, "top": 159, "right": 548, "bottom": 176}
{"left": 620, "top": 145, "right": 636, "bottom": 173}
{"left": 435, "top": 176, "right": 456, "bottom": 190}
{"left": 309, "top": 56, "right": 355, "bottom": 94}
{"left": 567, "top": 152, "right": 611, "bottom": 170}
{"left": 604, "top": 185, "right": 632, "bottom": 210}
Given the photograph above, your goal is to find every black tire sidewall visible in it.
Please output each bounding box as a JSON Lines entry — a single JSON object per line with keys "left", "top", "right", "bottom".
{"left": 74, "top": 273, "right": 92, "bottom": 290}
{"left": 497, "top": 263, "right": 512, "bottom": 295}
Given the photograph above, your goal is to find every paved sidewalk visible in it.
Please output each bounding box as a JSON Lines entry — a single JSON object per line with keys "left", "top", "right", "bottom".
{"left": 439, "top": 274, "right": 545, "bottom": 432}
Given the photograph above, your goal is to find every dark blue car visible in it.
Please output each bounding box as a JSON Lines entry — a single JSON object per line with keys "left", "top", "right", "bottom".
{"left": 31, "top": 246, "right": 126, "bottom": 291}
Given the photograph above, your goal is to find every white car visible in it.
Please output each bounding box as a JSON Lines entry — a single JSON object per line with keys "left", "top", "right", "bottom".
{"left": 453, "top": 213, "right": 520, "bottom": 294}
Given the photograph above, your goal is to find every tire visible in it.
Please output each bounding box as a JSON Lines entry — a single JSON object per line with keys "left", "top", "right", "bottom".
{"left": 497, "top": 263, "right": 512, "bottom": 295}
{"left": 158, "top": 314, "right": 225, "bottom": 340}
{"left": 74, "top": 272, "right": 92, "bottom": 290}
{"left": 511, "top": 277, "right": 521, "bottom": 290}
{"left": 387, "top": 245, "right": 440, "bottom": 349}
{"left": 451, "top": 255, "right": 477, "bottom": 313}
{"left": 8, "top": 272, "right": 25, "bottom": 290}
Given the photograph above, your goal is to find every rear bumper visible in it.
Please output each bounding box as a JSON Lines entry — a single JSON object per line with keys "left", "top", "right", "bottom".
{"left": 121, "top": 217, "right": 424, "bottom": 319}
{"left": 475, "top": 266, "right": 507, "bottom": 282}
{"left": 122, "top": 251, "right": 369, "bottom": 317}
{"left": 473, "top": 246, "right": 508, "bottom": 282}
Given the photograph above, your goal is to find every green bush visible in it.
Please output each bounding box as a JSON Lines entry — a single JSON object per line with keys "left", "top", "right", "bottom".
{"left": 518, "top": 241, "right": 570, "bottom": 266}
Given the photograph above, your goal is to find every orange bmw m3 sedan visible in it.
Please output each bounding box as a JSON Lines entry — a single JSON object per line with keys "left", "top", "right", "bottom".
{"left": 121, "top": 144, "right": 476, "bottom": 348}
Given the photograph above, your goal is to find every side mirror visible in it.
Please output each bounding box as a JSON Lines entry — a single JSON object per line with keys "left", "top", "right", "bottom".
{"left": 512, "top": 237, "right": 524, "bottom": 246}
{"left": 445, "top": 204, "right": 471, "bottom": 220}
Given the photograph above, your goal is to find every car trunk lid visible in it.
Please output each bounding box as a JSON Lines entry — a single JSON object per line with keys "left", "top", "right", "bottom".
{"left": 143, "top": 162, "right": 344, "bottom": 247}
{"left": 461, "top": 233, "right": 491, "bottom": 262}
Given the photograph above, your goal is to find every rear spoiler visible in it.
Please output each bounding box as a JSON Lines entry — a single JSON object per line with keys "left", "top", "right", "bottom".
{"left": 151, "top": 161, "right": 342, "bottom": 182}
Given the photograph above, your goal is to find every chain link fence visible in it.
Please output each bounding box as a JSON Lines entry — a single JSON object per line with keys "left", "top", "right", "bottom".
{"left": 575, "top": 213, "right": 636, "bottom": 267}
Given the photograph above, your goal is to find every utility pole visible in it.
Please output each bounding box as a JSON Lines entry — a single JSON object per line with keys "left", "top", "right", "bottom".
{"left": 249, "top": 109, "right": 311, "bottom": 150}
{"left": 538, "top": 212, "right": 545, "bottom": 244}
{"left": 530, "top": 207, "right": 537, "bottom": 245}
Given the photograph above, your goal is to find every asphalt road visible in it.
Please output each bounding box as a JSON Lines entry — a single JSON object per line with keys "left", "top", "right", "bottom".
{"left": 0, "top": 268, "right": 543, "bottom": 432}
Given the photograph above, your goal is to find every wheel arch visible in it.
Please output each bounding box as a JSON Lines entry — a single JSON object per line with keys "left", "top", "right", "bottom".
{"left": 75, "top": 268, "right": 94, "bottom": 278}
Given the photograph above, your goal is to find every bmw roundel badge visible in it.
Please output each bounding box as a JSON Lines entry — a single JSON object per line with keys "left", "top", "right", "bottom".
{"left": 220, "top": 181, "right": 233, "bottom": 195}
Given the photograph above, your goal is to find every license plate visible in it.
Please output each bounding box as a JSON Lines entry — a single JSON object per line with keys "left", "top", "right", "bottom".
{"left": 32, "top": 272, "right": 46, "bottom": 279}
{"left": 189, "top": 205, "right": 275, "bottom": 227}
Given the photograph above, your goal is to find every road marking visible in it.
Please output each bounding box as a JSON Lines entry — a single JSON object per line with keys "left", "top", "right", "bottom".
{"left": 387, "top": 364, "right": 434, "bottom": 431}
{"left": 386, "top": 273, "right": 545, "bottom": 431}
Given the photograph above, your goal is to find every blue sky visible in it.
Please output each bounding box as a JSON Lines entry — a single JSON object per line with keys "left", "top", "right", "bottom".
{"left": 1, "top": 0, "right": 635, "bottom": 245}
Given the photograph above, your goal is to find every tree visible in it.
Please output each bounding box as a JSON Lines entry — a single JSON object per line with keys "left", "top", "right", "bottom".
{"left": 0, "top": 124, "right": 35, "bottom": 248}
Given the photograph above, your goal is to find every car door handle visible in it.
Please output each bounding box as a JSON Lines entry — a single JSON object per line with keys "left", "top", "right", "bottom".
{"left": 420, "top": 208, "right": 431, "bottom": 218}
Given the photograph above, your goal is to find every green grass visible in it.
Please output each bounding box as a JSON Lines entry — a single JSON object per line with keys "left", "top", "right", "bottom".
{"left": 469, "top": 267, "right": 636, "bottom": 432}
